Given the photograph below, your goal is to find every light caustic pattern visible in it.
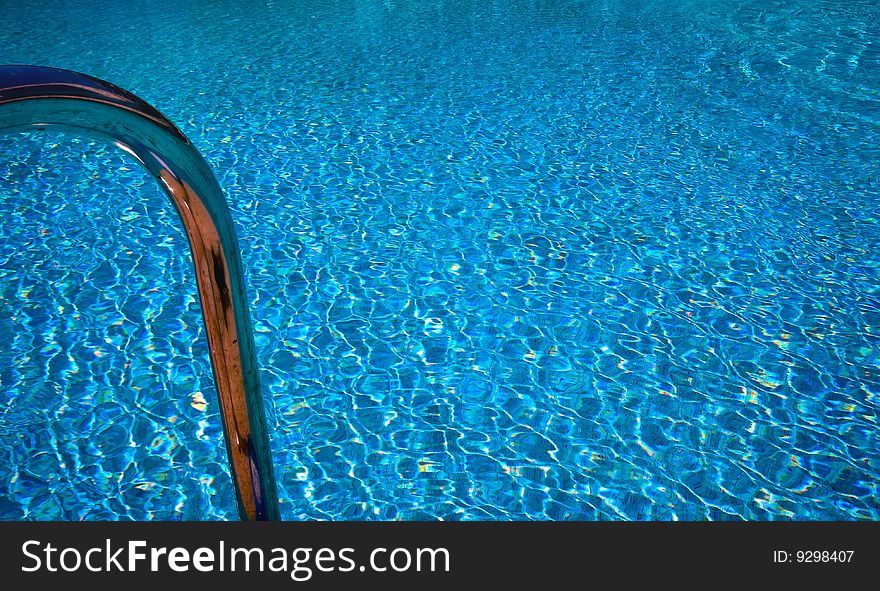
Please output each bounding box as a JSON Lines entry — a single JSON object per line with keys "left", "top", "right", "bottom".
{"left": 0, "top": 0, "right": 877, "bottom": 520}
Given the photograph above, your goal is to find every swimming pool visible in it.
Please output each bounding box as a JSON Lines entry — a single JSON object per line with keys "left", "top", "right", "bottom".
{"left": 0, "top": 0, "right": 877, "bottom": 521}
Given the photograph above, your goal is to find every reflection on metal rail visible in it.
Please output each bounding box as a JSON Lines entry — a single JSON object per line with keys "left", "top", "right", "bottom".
{"left": 0, "top": 65, "right": 280, "bottom": 521}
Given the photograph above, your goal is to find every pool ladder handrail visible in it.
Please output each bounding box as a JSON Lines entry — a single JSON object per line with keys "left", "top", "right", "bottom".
{"left": 0, "top": 65, "right": 280, "bottom": 521}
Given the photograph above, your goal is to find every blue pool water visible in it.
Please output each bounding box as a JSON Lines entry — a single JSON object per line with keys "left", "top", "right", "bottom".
{"left": 0, "top": 0, "right": 878, "bottom": 520}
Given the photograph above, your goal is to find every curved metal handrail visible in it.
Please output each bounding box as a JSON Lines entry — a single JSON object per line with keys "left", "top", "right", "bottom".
{"left": 0, "top": 65, "right": 280, "bottom": 521}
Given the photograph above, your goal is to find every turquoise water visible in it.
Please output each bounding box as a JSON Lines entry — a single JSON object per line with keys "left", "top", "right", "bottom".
{"left": 0, "top": 0, "right": 878, "bottom": 520}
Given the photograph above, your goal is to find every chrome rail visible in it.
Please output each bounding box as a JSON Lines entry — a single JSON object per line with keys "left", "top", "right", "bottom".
{"left": 0, "top": 65, "right": 280, "bottom": 521}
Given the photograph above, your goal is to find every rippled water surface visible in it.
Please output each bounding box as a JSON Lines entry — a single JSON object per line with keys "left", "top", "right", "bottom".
{"left": 1, "top": 0, "right": 878, "bottom": 520}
